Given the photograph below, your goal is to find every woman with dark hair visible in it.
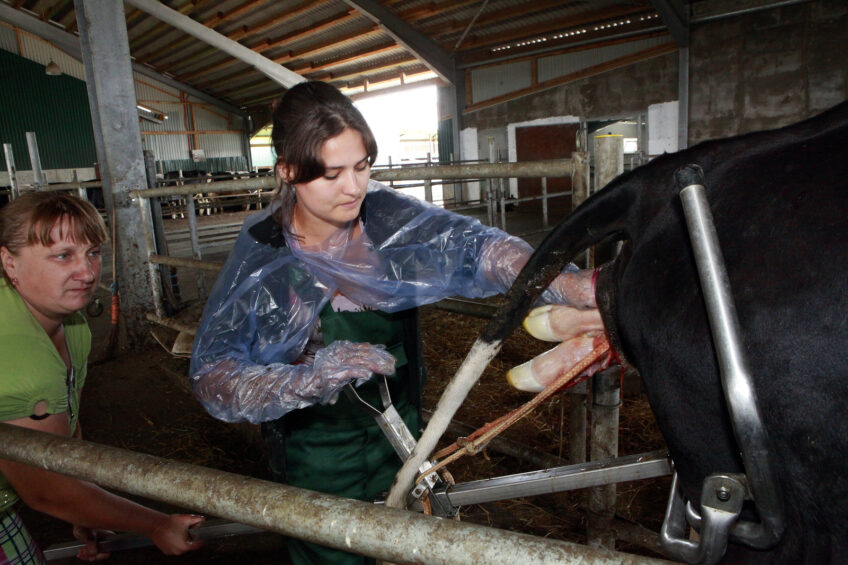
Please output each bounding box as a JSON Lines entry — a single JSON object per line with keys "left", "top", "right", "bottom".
{"left": 190, "top": 81, "right": 602, "bottom": 564}
{"left": 0, "top": 192, "right": 203, "bottom": 564}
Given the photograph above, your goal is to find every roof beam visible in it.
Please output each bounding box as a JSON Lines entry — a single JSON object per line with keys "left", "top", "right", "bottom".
{"left": 342, "top": 0, "right": 455, "bottom": 84}
{"left": 442, "top": 5, "right": 652, "bottom": 54}
{"left": 650, "top": 0, "right": 689, "bottom": 46}
{"left": 186, "top": 26, "right": 384, "bottom": 87}
{"left": 124, "top": 0, "right": 304, "bottom": 88}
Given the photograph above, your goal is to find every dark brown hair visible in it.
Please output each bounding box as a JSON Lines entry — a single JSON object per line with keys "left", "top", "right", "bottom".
{"left": 270, "top": 81, "right": 378, "bottom": 230}
{"left": 0, "top": 192, "right": 107, "bottom": 280}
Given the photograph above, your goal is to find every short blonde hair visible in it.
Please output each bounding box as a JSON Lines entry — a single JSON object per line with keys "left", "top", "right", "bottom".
{"left": 0, "top": 192, "right": 107, "bottom": 279}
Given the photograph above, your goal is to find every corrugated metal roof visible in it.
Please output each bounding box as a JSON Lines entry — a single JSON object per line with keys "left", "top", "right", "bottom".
{"left": 1, "top": 0, "right": 673, "bottom": 114}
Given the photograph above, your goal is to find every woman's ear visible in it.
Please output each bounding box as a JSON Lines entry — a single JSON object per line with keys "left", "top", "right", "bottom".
{"left": 0, "top": 247, "right": 16, "bottom": 279}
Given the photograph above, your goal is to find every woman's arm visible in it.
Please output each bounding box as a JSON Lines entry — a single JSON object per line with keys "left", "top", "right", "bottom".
{"left": 191, "top": 340, "right": 396, "bottom": 424}
{"left": 0, "top": 413, "right": 203, "bottom": 555}
{"left": 476, "top": 235, "right": 597, "bottom": 308}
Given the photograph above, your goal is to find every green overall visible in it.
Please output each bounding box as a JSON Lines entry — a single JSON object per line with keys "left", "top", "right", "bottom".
{"left": 262, "top": 304, "right": 424, "bottom": 565}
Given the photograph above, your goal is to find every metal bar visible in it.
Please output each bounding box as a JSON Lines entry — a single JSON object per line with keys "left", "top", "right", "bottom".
{"left": 426, "top": 297, "right": 497, "bottom": 319}
{"left": 3, "top": 143, "right": 19, "bottom": 199}
{"left": 145, "top": 313, "right": 197, "bottom": 335}
{"left": 15, "top": 180, "right": 103, "bottom": 192}
{"left": 541, "top": 177, "right": 549, "bottom": 228}
{"left": 588, "top": 138, "right": 625, "bottom": 548}
{"left": 25, "top": 131, "right": 45, "bottom": 188}
{"left": 691, "top": 0, "right": 807, "bottom": 23}
{"left": 149, "top": 254, "right": 223, "bottom": 273}
{"left": 73, "top": 170, "right": 86, "bottom": 201}
{"left": 0, "top": 424, "right": 671, "bottom": 565}
{"left": 44, "top": 519, "right": 263, "bottom": 561}
{"left": 677, "top": 165, "right": 784, "bottom": 547}
{"left": 184, "top": 194, "right": 207, "bottom": 298}
{"left": 123, "top": 0, "right": 304, "bottom": 88}
{"left": 130, "top": 161, "right": 575, "bottom": 200}
{"left": 434, "top": 450, "right": 671, "bottom": 507}
{"left": 499, "top": 178, "right": 507, "bottom": 231}
{"left": 588, "top": 367, "right": 621, "bottom": 549}
{"left": 133, "top": 176, "right": 275, "bottom": 199}
{"left": 76, "top": 0, "right": 159, "bottom": 345}
{"left": 137, "top": 197, "right": 164, "bottom": 318}
{"left": 373, "top": 159, "right": 574, "bottom": 181}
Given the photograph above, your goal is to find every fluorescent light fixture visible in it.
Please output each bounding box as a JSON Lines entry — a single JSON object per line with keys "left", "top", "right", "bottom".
{"left": 137, "top": 104, "right": 168, "bottom": 123}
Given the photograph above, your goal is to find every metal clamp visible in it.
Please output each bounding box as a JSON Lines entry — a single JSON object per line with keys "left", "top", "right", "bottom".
{"left": 661, "top": 472, "right": 746, "bottom": 564}
{"left": 344, "top": 377, "right": 456, "bottom": 517}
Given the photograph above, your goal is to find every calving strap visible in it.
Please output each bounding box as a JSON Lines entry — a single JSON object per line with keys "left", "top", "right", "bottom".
{"left": 418, "top": 337, "right": 613, "bottom": 485}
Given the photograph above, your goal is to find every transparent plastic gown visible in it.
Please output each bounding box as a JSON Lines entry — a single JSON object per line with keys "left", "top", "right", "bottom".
{"left": 190, "top": 181, "right": 579, "bottom": 424}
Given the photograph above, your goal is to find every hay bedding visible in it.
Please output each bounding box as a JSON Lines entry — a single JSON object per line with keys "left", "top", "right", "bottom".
{"left": 21, "top": 293, "right": 670, "bottom": 563}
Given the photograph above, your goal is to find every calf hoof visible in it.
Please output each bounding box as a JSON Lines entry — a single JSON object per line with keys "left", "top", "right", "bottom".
{"left": 522, "top": 305, "right": 560, "bottom": 342}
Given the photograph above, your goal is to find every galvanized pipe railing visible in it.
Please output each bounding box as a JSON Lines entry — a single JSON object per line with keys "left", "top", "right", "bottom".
{"left": 0, "top": 424, "right": 670, "bottom": 565}
{"left": 128, "top": 160, "right": 575, "bottom": 200}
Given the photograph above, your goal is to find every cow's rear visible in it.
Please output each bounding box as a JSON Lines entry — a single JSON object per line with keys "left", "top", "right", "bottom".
{"left": 596, "top": 103, "right": 848, "bottom": 563}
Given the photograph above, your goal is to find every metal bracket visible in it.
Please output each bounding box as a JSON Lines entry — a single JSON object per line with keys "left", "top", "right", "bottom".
{"left": 661, "top": 472, "right": 745, "bottom": 564}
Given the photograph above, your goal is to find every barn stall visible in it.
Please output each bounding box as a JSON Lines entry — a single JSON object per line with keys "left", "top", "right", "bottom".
{"left": 1, "top": 0, "right": 846, "bottom": 563}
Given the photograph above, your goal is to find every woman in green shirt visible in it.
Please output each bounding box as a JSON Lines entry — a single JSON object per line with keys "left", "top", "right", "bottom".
{"left": 0, "top": 192, "right": 203, "bottom": 564}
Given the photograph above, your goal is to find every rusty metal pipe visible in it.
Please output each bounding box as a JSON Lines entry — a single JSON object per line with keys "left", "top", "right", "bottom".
{"left": 149, "top": 253, "right": 223, "bottom": 272}
{"left": 129, "top": 161, "right": 575, "bottom": 200}
{"left": 0, "top": 425, "right": 670, "bottom": 565}
{"left": 372, "top": 159, "right": 573, "bottom": 181}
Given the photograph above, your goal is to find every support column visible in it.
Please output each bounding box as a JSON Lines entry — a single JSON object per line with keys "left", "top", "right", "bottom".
{"left": 76, "top": 0, "right": 156, "bottom": 345}
{"left": 587, "top": 134, "right": 624, "bottom": 549}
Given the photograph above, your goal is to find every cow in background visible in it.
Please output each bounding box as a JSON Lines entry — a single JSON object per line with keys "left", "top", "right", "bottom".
{"left": 399, "top": 101, "right": 848, "bottom": 563}
{"left": 161, "top": 169, "right": 209, "bottom": 218}
{"left": 200, "top": 171, "right": 265, "bottom": 215}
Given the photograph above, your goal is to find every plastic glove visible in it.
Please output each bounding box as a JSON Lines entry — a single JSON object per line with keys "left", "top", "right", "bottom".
{"left": 477, "top": 236, "right": 598, "bottom": 307}
{"left": 191, "top": 340, "right": 397, "bottom": 424}
{"left": 507, "top": 305, "right": 605, "bottom": 392}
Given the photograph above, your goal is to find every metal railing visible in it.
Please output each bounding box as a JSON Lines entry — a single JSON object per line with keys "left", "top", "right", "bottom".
{"left": 0, "top": 424, "right": 671, "bottom": 565}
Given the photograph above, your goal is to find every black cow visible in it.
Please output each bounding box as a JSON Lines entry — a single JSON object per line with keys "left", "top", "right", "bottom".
{"left": 392, "top": 101, "right": 848, "bottom": 563}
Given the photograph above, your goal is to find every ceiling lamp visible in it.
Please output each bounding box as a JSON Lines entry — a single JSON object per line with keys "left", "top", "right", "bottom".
{"left": 45, "top": 60, "right": 62, "bottom": 76}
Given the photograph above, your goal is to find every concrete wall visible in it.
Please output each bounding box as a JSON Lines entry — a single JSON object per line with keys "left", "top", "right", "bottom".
{"left": 463, "top": 53, "right": 678, "bottom": 133}
{"left": 688, "top": 1, "right": 848, "bottom": 143}
{"left": 460, "top": 1, "right": 847, "bottom": 149}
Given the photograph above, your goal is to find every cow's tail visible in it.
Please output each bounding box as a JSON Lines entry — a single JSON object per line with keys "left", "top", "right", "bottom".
{"left": 386, "top": 177, "right": 636, "bottom": 509}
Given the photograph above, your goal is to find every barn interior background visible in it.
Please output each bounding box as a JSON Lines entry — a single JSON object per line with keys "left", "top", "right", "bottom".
{"left": 0, "top": 0, "right": 846, "bottom": 563}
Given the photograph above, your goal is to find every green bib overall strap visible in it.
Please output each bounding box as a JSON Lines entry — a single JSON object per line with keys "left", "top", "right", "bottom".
{"left": 262, "top": 303, "right": 425, "bottom": 565}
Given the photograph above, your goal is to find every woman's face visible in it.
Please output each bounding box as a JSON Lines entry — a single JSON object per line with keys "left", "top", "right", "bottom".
{"left": 1, "top": 219, "right": 102, "bottom": 329}
{"left": 286, "top": 127, "right": 370, "bottom": 242}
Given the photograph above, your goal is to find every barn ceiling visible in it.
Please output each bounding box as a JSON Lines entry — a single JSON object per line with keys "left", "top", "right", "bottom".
{"left": 0, "top": 0, "right": 690, "bottom": 118}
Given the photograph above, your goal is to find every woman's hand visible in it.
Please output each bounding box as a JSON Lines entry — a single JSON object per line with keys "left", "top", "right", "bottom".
{"left": 149, "top": 514, "right": 205, "bottom": 555}
{"left": 72, "top": 525, "right": 112, "bottom": 561}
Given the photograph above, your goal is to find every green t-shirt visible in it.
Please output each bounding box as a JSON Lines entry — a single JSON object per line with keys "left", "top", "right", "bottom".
{"left": 0, "top": 279, "right": 90, "bottom": 511}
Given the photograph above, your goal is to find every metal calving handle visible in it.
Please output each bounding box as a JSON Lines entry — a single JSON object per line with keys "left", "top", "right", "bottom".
{"left": 343, "top": 376, "right": 455, "bottom": 517}
{"left": 660, "top": 164, "right": 785, "bottom": 564}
